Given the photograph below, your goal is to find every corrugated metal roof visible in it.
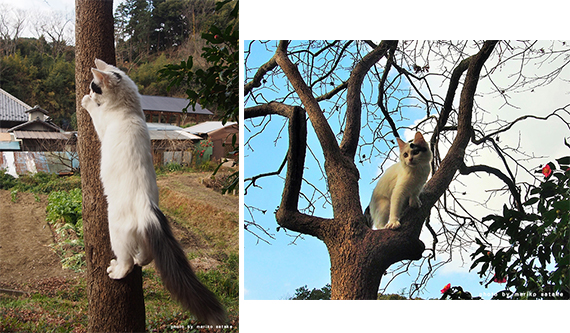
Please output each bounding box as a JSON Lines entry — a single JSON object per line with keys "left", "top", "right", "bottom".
{"left": 183, "top": 121, "right": 238, "bottom": 135}
{"left": 0, "top": 151, "right": 79, "bottom": 177}
{"left": 148, "top": 130, "right": 201, "bottom": 141}
{"left": 12, "top": 131, "right": 70, "bottom": 140}
{"left": 140, "top": 95, "right": 213, "bottom": 115}
{"left": 146, "top": 123, "right": 201, "bottom": 140}
{"left": 146, "top": 123, "right": 184, "bottom": 131}
{"left": 0, "top": 88, "right": 31, "bottom": 122}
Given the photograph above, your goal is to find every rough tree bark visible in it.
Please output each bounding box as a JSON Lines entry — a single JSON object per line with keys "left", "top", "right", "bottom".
{"left": 245, "top": 40, "right": 499, "bottom": 299}
{"left": 75, "top": 0, "right": 146, "bottom": 330}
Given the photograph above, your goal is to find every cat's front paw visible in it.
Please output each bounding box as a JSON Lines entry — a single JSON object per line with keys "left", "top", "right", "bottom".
{"left": 384, "top": 220, "right": 401, "bottom": 229}
{"left": 81, "top": 95, "right": 91, "bottom": 110}
{"left": 107, "top": 259, "right": 132, "bottom": 280}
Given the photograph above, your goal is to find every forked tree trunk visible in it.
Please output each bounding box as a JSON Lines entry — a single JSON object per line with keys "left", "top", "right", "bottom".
{"left": 75, "top": 0, "right": 146, "bottom": 331}
{"left": 245, "top": 40, "right": 498, "bottom": 299}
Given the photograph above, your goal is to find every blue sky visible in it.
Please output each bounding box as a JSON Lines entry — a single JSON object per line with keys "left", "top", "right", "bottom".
{"left": 243, "top": 40, "right": 570, "bottom": 304}
{"left": 244, "top": 40, "right": 473, "bottom": 300}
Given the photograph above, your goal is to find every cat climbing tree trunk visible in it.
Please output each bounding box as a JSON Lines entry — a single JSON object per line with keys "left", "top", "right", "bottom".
{"left": 75, "top": 0, "right": 146, "bottom": 331}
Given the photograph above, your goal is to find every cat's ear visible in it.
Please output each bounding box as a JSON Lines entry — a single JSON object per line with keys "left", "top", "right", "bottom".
{"left": 94, "top": 59, "right": 108, "bottom": 70}
{"left": 91, "top": 68, "right": 116, "bottom": 88}
{"left": 413, "top": 131, "right": 427, "bottom": 144}
{"left": 396, "top": 137, "right": 406, "bottom": 151}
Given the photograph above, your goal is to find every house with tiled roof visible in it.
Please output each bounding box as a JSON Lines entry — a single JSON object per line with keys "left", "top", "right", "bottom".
{"left": 1, "top": 88, "right": 70, "bottom": 151}
{"left": 0, "top": 87, "right": 30, "bottom": 129}
{"left": 1, "top": 89, "right": 76, "bottom": 176}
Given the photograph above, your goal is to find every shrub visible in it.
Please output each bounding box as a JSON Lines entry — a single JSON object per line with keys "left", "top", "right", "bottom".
{"left": 46, "top": 188, "right": 85, "bottom": 272}
{"left": 470, "top": 156, "right": 570, "bottom": 299}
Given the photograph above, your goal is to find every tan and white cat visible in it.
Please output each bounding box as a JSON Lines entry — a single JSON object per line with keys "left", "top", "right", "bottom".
{"left": 81, "top": 59, "right": 225, "bottom": 324}
{"left": 367, "top": 132, "right": 432, "bottom": 229}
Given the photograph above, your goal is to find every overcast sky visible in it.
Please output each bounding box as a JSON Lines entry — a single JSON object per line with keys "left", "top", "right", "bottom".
{"left": 1, "top": 0, "right": 124, "bottom": 39}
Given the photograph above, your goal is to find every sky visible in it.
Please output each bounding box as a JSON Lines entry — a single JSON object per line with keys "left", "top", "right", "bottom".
{"left": 0, "top": 0, "right": 125, "bottom": 39}
{"left": 242, "top": 39, "right": 570, "bottom": 331}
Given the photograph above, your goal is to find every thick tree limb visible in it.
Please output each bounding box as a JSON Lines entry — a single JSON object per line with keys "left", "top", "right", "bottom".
{"left": 430, "top": 57, "right": 471, "bottom": 162}
{"left": 244, "top": 55, "right": 277, "bottom": 96}
{"left": 245, "top": 102, "right": 331, "bottom": 238}
{"left": 341, "top": 40, "right": 397, "bottom": 158}
{"left": 422, "top": 41, "right": 498, "bottom": 198}
{"left": 400, "top": 41, "right": 499, "bottom": 242}
{"left": 274, "top": 41, "right": 341, "bottom": 163}
{"left": 274, "top": 41, "right": 365, "bottom": 224}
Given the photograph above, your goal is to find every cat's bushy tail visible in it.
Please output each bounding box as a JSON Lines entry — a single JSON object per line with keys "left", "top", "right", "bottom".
{"left": 146, "top": 203, "right": 226, "bottom": 325}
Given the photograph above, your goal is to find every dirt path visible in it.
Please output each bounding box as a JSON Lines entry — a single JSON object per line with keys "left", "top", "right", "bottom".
{"left": 0, "top": 169, "right": 239, "bottom": 290}
{"left": 0, "top": 190, "right": 79, "bottom": 289}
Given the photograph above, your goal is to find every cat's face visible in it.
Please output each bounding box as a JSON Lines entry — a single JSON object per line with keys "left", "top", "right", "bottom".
{"left": 397, "top": 132, "right": 432, "bottom": 167}
{"left": 88, "top": 59, "right": 127, "bottom": 106}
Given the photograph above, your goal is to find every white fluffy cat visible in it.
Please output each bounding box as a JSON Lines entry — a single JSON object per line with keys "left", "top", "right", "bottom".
{"left": 81, "top": 59, "right": 225, "bottom": 324}
{"left": 366, "top": 132, "right": 432, "bottom": 230}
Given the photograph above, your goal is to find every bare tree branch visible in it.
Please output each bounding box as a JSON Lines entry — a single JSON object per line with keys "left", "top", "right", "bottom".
{"left": 244, "top": 55, "right": 277, "bottom": 96}
{"left": 459, "top": 162, "right": 523, "bottom": 211}
{"left": 376, "top": 42, "right": 400, "bottom": 139}
{"left": 341, "top": 40, "right": 397, "bottom": 158}
{"left": 245, "top": 101, "right": 331, "bottom": 238}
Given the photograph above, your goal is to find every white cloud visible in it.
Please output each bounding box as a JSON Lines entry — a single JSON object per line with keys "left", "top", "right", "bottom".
{"left": 410, "top": 41, "right": 570, "bottom": 275}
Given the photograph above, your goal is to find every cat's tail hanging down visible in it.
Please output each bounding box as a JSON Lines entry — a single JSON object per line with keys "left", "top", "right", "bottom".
{"left": 146, "top": 203, "right": 226, "bottom": 325}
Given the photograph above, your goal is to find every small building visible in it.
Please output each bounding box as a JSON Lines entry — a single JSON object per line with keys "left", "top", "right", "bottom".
{"left": 147, "top": 123, "right": 201, "bottom": 166}
{"left": 183, "top": 121, "right": 238, "bottom": 161}
{"left": 141, "top": 95, "right": 213, "bottom": 126}
{"left": 1, "top": 89, "right": 76, "bottom": 176}
{"left": 6, "top": 106, "right": 70, "bottom": 152}
{"left": 1, "top": 89, "right": 71, "bottom": 152}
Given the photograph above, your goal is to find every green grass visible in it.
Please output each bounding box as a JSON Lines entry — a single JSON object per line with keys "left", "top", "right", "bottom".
{"left": 0, "top": 170, "right": 82, "bottom": 194}
{"left": 1, "top": 170, "right": 238, "bottom": 332}
{"left": 144, "top": 253, "right": 238, "bottom": 332}
{"left": 0, "top": 278, "right": 88, "bottom": 332}
{"left": 1, "top": 253, "right": 238, "bottom": 332}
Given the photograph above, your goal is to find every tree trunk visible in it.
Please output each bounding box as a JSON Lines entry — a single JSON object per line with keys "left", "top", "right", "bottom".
{"left": 75, "top": 0, "right": 146, "bottom": 331}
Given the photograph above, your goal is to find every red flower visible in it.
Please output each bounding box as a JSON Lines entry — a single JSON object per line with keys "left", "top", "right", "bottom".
{"left": 441, "top": 283, "right": 451, "bottom": 294}
{"left": 542, "top": 164, "right": 552, "bottom": 178}
{"left": 493, "top": 274, "right": 507, "bottom": 283}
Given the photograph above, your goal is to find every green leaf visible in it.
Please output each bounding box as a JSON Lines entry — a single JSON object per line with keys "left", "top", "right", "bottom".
{"left": 556, "top": 156, "right": 570, "bottom": 166}
{"left": 553, "top": 200, "right": 570, "bottom": 211}
{"left": 524, "top": 197, "right": 540, "bottom": 206}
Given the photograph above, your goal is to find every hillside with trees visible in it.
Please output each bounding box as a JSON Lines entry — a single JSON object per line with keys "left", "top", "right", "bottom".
{"left": 0, "top": 0, "right": 236, "bottom": 130}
